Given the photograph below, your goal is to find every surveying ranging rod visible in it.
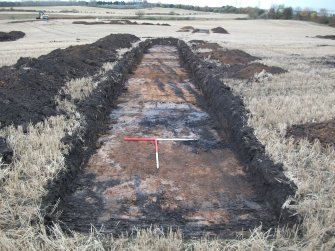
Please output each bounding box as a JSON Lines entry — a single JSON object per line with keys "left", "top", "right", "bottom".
{"left": 124, "top": 137, "right": 197, "bottom": 169}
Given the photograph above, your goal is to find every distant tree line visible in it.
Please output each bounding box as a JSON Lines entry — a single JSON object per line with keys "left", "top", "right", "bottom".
{"left": 151, "top": 3, "right": 335, "bottom": 27}
{"left": 266, "top": 5, "right": 335, "bottom": 26}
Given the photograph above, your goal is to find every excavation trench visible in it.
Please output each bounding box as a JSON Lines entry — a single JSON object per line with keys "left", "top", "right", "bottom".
{"left": 58, "top": 45, "right": 278, "bottom": 238}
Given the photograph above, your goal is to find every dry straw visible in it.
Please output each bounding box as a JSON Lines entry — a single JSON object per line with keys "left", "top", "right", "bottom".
{"left": 1, "top": 36, "right": 335, "bottom": 250}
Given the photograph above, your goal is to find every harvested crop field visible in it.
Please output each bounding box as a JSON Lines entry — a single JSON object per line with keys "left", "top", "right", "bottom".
{"left": 1, "top": 11, "right": 335, "bottom": 250}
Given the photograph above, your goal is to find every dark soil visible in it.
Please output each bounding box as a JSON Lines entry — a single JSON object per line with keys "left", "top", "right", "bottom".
{"left": 177, "top": 29, "right": 191, "bottom": 32}
{"left": 190, "top": 40, "right": 259, "bottom": 65}
{"left": 0, "top": 137, "right": 12, "bottom": 165}
{"left": 122, "top": 19, "right": 137, "bottom": 25}
{"left": 325, "top": 60, "right": 335, "bottom": 67}
{"left": 181, "top": 26, "right": 194, "bottom": 30}
{"left": 316, "top": 35, "right": 335, "bottom": 40}
{"left": 192, "top": 29, "right": 210, "bottom": 34}
{"left": 211, "top": 27, "right": 229, "bottom": 34}
{"left": 0, "top": 34, "right": 139, "bottom": 129}
{"left": 73, "top": 21, "right": 112, "bottom": 25}
{"left": 177, "top": 26, "right": 194, "bottom": 32}
{"left": 142, "top": 22, "right": 154, "bottom": 25}
{"left": 190, "top": 40, "right": 287, "bottom": 79}
{"left": 0, "top": 31, "right": 25, "bottom": 42}
{"left": 231, "top": 63, "right": 287, "bottom": 79}
{"left": 287, "top": 119, "right": 335, "bottom": 148}
{"left": 204, "top": 49, "right": 258, "bottom": 65}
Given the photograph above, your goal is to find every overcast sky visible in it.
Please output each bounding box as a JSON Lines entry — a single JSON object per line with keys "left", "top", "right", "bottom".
{"left": 148, "top": 0, "right": 334, "bottom": 10}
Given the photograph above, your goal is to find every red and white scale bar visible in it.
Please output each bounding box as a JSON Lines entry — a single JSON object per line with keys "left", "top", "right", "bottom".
{"left": 124, "top": 137, "right": 197, "bottom": 169}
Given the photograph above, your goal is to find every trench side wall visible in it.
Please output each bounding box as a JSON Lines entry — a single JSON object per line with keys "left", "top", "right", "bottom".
{"left": 41, "top": 40, "right": 152, "bottom": 219}
{"left": 175, "top": 39, "right": 296, "bottom": 220}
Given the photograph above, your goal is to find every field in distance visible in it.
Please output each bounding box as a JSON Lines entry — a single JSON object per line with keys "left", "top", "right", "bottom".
{"left": 0, "top": 6, "right": 248, "bottom": 20}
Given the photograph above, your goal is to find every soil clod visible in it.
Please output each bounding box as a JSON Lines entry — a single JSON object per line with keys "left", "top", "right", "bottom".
{"left": 0, "top": 31, "right": 25, "bottom": 42}
{"left": 316, "top": 35, "right": 335, "bottom": 40}
{"left": 287, "top": 119, "right": 335, "bottom": 148}
{"left": 0, "top": 137, "right": 12, "bottom": 165}
{"left": 192, "top": 29, "right": 210, "bottom": 34}
{"left": 211, "top": 27, "right": 229, "bottom": 34}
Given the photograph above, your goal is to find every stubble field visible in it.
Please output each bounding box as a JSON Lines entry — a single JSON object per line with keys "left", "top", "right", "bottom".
{"left": 0, "top": 6, "right": 335, "bottom": 250}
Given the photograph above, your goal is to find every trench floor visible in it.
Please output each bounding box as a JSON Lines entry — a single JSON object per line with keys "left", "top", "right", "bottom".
{"left": 59, "top": 46, "right": 277, "bottom": 238}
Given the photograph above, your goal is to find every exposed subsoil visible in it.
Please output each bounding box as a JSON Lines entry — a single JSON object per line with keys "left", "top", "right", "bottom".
{"left": 58, "top": 45, "right": 278, "bottom": 238}
{"left": 0, "top": 31, "right": 25, "bottom": 42}
{"left": 0, "top": 34, "right": 139, "bottom": 129}
{"left": 211, "top": 27, "right": 229, "bottom": 34}
{"left": 287, "top": 119, "right": 335, "bottom": 148}
{"left": 190, "top": 40, "right": 286, "bottom": 79}
{"left": 316, "top": 35, "right": 335, "bottom": 40}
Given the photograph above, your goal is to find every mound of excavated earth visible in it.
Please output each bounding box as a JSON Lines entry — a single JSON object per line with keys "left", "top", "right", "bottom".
{"left": 0, "top": 34, "right": 139, "bottom": 128}
{"left": 211, "top": 27, "right": 229, "bottom": 34}
{"left": 190, "top": 40, "right": 287, "bottom": 79}
{"left": 177, "top": 26, "right": 194, "bottom": 32}
{"left": 192, "top": 29, "right": 210, "bottom": 34}
{"left": 0, "top": 31, "right": 25, "bottom": 42}
{"left": 287, "top": 119, "right": 335, "bottom": 148}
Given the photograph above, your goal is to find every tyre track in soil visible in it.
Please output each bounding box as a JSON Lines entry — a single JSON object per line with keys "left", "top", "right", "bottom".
{"left": 59, "top": 45, "right": 277, "bottom": 238}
